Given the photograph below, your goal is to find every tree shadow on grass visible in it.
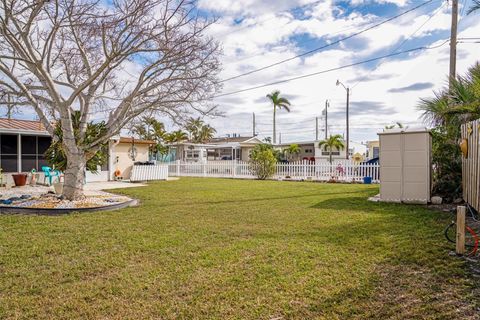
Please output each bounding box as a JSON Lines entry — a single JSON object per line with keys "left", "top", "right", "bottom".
{"left": 303, "top": 259, "right": 478, "bottom": 320}
{"left": 122, "top": 191, "right": 374, "bottom": 209}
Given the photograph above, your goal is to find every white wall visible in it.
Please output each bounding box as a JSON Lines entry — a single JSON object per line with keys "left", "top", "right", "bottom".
{"left": 111, "top": 142, "right": 150, "bottom": 180}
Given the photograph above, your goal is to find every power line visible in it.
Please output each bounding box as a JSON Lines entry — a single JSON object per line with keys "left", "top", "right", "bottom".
{"left": 218, "top": 0, "right": 437, "bottom": 84}
{"left": 223, "top": 13, "right": 392, "bottom": 65}
{"left": 212, "top": 0, "right": 325, "bottom": 39}
{"left": 351, "top": 0, "right": 447, "bottom": 89}
{"left": 214, "top": 41, "right": 449, "bottom": 98}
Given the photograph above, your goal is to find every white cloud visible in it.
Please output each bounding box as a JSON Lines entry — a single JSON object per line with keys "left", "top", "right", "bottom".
{"left": 199, "top": 1, "right": 480, "bottom": 154}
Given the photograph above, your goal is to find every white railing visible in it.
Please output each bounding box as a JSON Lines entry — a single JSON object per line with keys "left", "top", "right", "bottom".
{"left": 130, "top": 164, "right": 169, "bottom": 182}
{"left": 166, "top": 160, "right": 379, "bottom": 183}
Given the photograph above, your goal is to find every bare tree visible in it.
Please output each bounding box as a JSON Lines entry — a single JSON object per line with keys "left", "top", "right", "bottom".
{"left": 0, "top": 0, "right": 221, "bottom": 199}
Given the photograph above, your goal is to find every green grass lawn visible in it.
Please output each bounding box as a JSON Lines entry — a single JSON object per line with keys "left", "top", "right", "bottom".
{"left": 0, "top": 178, "right": 478, "bottom": 319}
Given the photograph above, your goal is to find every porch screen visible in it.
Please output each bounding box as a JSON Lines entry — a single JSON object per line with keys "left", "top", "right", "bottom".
{"left": 0, "top": 134, "right": 18, "bottom": 172}
{"left": 21, "top": 135, "right": 51, "bottom": 172}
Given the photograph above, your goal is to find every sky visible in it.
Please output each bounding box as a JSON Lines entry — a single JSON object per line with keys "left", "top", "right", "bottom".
{"left": 192, "top": 0, "right": 480, "bottom": 152}
{"left": 3, "top": 0, "right": 479, "bottom": 154}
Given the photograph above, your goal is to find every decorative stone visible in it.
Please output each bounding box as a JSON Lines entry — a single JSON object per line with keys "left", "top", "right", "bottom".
{"left": 431, "top": 196, "right": 442, "bottom": 205}
{"left": 453, "top": 198, "right": 463, "bottom": 204}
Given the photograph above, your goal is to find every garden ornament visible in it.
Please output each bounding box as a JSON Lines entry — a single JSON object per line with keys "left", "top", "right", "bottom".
{"left": 460, "top": 138, "right": 468, "bottom": 157}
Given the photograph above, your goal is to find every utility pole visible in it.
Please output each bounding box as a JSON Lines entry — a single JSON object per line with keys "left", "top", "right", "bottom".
{"left": 336, "top": 80, "right": 350, "bottom": 159}
{"left": 252, "top": 112, "right": 256, "bottom": 136}
{"left": 449, "top": 0, "right": 458, "bottom": 90}
{"left": 324, "top": 100, "right": 329, "bottom": 140}
{"left": 315, "top": 117, "right": 319, "bottom": 140}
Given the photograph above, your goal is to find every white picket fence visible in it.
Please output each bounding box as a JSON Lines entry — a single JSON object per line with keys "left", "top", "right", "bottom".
{"left": 130, "top": 164, "right": 169, "bottom": 182}
{"left": 166, "top": 160, "right": 379, "bottom": 183}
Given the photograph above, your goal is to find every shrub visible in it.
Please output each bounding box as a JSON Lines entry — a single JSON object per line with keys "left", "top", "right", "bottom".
{"left": 249, "top": 144, "right": 277, "bottom": 180}
{"left": 430, "top": 126, "right": 462, "bottom": 201}
{"left": 45, "top": 111, "right": 108, "bottom": 173}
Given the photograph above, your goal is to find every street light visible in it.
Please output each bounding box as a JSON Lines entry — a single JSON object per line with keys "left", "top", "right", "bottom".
{"left": 336, "top": 79, "right": 350, "bottom": 159}
{"left": 323, "top": 99, "right": 329, "bottom": 140}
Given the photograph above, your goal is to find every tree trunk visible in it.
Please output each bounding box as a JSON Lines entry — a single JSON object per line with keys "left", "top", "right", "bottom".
{"left": 62, "top": 151, "right": 86, "bottom": 200}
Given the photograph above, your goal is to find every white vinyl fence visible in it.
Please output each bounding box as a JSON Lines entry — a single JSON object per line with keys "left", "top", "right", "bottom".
{"left": 166, "top": 160, "right": 379, "bottom": 183}
{"left": 130, "top": 164, "right": 169, "bottom": 182}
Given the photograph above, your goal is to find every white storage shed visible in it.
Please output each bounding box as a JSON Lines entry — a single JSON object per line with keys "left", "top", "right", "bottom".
{"left": 378, "top": 128, "right": 432, "bottom": 204}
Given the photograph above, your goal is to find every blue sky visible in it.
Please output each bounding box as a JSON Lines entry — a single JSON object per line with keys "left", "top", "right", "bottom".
{"left": 194, "top": 0, "right": 480, "bottom": 152}
{"left": 2, "top": 0, "right": 479, "bottom": 153}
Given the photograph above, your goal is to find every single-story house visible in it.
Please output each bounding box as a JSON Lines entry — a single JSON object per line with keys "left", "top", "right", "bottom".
{"left": 276, "top": 140, "right": 353, "bottom": 162}
{"left": 365, "top": 140, "right": 379, "bottom": 160}
{"left": 169, "top": 136, "right": 263, "bottom": 162}
{"left": 0, "top": 118, "right": 154, "bottom": 183}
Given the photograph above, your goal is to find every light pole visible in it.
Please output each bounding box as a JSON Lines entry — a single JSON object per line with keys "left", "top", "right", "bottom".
{"left": 323, "top": 99, "right": 329, "bottom": 140}
{"left": 336, "top": 80, "right": 350, "bottom": 159}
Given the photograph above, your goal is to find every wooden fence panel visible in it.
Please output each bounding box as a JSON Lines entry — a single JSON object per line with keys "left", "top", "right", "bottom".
{"left": 462, "top": 119, "right": 480, "bottom": 211}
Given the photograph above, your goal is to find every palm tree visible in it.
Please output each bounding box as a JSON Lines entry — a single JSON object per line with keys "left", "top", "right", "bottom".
{"left": 318, "top": 135, "right": 345, "bottom": 164}
{"left": 165, "top": 130, "right": 188, "bottom": 143}
{"left": 266, "top": 90, "right": 291, "bottom": 144}
{"left": 384, "top": 122, "right": 406, "bottom": 130}
{"left": 184, "top": 117, "right": 217, "bottom": 143}
{"left": 418, "top": 63, "right": 480, "bottom": 126}
{"left": 418, "top": 62, "right": 480, "bottom": 199}
{"left": 198, "top": 125, "right": 216, "bottom": 143}
{"left": 285, "top": 144, "right": 300, "bottom": 161}
{"left": 130, "top": 116, "right": 167, "bottom": 157}
{"left": 468, "top": 0, "right": 480, "bottom": 14}
{"left": 185, "top": 117, "right": 204, "bottom": 141}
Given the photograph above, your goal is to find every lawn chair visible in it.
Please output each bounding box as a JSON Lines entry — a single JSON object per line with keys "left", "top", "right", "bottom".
{"left": 41, "top": 166, "right": 61, "bottom": 186}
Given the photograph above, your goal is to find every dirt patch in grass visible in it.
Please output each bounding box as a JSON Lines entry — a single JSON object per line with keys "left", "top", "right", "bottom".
{"left": 363, "top": 263, "right": 480, "bottom": 319}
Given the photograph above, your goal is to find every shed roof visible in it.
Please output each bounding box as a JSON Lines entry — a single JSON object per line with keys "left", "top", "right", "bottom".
{"left": 378, "top": 127, "right": 431, "bottom": 135}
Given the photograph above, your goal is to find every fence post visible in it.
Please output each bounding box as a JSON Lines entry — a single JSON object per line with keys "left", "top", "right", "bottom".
{"left": 176, "top": 160, "right": 180, "bottom": 176}
{"left": 456, "top": 206, "right": 466, "bottom": 255}
{"left": 233, "top": 160, "right": 237, "bottom": 178}
{"left": 202, "top": 161, "right": 206, "bottom": 177}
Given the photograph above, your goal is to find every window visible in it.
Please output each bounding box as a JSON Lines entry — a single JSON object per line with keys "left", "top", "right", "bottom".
{"left": 373, "top": 147, "right": 379, "bottom": 159}
{"left": 0, "top": 134, "right": 18, "bottom": 172}
{"left": 20, "top": 135, "right": 52, "bottom": 172}
{"left": 322, "top": 151, "right": 340, "bottom": 156}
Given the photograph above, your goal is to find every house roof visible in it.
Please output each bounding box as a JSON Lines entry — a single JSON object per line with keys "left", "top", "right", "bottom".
{"left": 209, "top": 136, "right": 255, "bottom": 143}
{"left": 119, "top": 137, "right": 156, "bottom": 145}
{"left": 0, "top": 118, "right": 48, "bottom": 134}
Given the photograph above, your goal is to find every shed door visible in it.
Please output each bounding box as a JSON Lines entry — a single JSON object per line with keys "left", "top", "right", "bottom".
{"left": 379, "top": 134, "right": 402, "bottom": 202}
{"left": 402, "top": 133, "right": 430, "bottom": 203}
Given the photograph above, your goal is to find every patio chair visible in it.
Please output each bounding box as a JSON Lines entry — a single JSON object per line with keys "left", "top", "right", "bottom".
{"left": 41, "top": 166, "right": 61, "bottom": 186}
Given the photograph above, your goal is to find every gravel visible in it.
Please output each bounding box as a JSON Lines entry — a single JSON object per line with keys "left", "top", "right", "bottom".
{"left": 0, "top": 185, "right": 132, "bottom": 209}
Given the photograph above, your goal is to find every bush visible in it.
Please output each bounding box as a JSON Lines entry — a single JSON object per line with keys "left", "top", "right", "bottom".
{"left": 45, "top": 111, "right": 108, "bottom": 173}
{"left": 430, "top": 126, "right": 462, "bottom": 201}
{"left": 249, "top": 144, "right": 277, "bottom": 180}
